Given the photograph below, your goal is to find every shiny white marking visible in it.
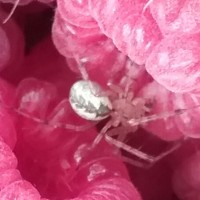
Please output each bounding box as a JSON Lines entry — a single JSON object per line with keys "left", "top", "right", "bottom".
{"left": 69, "top": 80, "right": 112, "bottom": 121}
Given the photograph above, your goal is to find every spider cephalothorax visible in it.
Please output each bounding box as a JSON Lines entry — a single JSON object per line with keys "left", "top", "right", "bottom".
{"left": 107, "top": 83, "right": 151, "bottom": 129}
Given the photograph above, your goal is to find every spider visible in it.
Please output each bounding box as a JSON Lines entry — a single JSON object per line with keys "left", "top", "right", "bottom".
{"left": 68, "top": 57, "right": 192, "bottom": 167}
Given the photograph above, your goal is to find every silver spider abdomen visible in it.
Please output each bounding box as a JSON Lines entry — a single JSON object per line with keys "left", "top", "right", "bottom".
{"left": 69, "top": 80, "right": 112, "bottom": 121}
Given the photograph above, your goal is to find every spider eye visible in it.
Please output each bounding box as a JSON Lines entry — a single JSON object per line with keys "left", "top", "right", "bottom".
{"left": 69, "top": 80, "right": 112, "bottom": 121}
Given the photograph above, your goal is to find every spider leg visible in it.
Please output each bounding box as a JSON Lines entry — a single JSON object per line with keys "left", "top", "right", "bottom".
{"left": 3, "top": 0, "right": 20, "bottom": 24}
{"left": 123, "top": 75, "right": 134, "bottom": 98}
{"left": 131, "top": 98, "right": 145, "bottom": 106}
{"left": 142, "top": 0, "right": 154, "bottom": 13}
{"left": 91, "top": 119, "right": 114, "bottom": 147}
{"left": 91, "top": 125, "right": 154, "bottom": 169}
{"left": 91, "top": 115, "right": 120, "bottom": 148}
{"left": 105, "top": 134, "right": 185, "bottom": 165}
{"left": 120, "top": 59, "right": 137, "bottom": 98}
{"left": 91, "top": 112, "right": 122, "bottom": 148}
{"left": 122, "top": 156, "right": 152, "bottom": 169}
{"left": 107, "top": 76, "right": 133, "bottom": 100}
{"left": 73, "top": 56, "right": 98, "bottom": 94}
{"left": 104, "top": 126, "right": 131, "bottom": 143}
{"left": 50, "top": 121, "right": 98, "bottom": 132}
{"left": 107, "top": 82, "right": 124, "bottom": 99}
{"left": 73, "top": 56, "right": 89, "bottom": 81}
{"left": 74, "top": 56, "right": 111, "bottom": 99}
{"left": 7, "top": 104, "right": 96, "bottom": 132}
{"left": 128, "top": 105, "right": 200, "bottom": 126}
{"left": 126, "top": 92, "right": 134, "bottom": 101}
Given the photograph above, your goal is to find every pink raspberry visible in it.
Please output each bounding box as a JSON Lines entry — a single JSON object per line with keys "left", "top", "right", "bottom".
{"left": 150, "top": 0, "right": 200, "bottom": 35}
{"left": 146, "top": 33, "right": 200, "bottom": 93}
{"left": 172, "top": 152, "right": 200, "bottom": 200}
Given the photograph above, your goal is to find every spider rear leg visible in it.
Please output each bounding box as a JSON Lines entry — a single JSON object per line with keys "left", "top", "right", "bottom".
{"left": 11, "top": 105, "right": 97, "bottom": 132}
{"left": 3, "top": 0, "right": 20, "bottom": 24}
{"left": 128, "top": 105, "right": 200, "bottom": 127}
{"left": 142, "top": 0, "right": 154, "bottom": 13}
{"left": 74, "top": 57, "right": 89, "bottom": 81}
{"left": 50, "top": 121, "right": 98, "bottom": 132}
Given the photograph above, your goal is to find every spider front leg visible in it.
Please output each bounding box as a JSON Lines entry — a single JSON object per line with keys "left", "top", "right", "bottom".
{"left": 91, "top": 110, "right": 125, "bottom": 148}
{"left": 107, "top": 82, "right": 125, "bottom": 99}
{"left": 91, "top": 119, "right": 115, "bottom": 147}
{"left": 105, "top": 134, "right": 185, "bottom": 167}
{"left": 107, "top": 81, "right": 134, "bottom": 101}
